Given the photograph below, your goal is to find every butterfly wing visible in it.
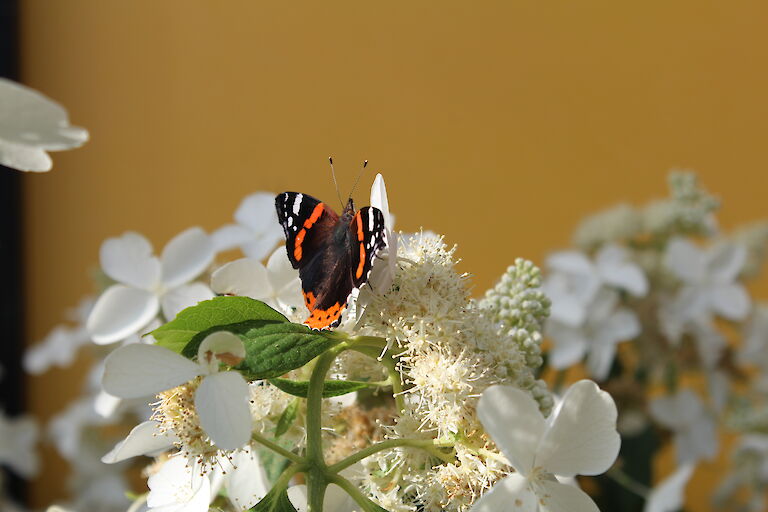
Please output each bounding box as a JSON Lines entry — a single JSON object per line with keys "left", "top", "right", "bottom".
{"left": 275, "top": 192, "right": 339, "bottom": 269}
{"left": 349, "top": 206, "right": 387, "bottom": 289}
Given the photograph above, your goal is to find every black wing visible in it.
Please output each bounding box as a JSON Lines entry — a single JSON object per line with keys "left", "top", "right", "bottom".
{"left": 274, "top": 192, "right": 338, "bottom": 269}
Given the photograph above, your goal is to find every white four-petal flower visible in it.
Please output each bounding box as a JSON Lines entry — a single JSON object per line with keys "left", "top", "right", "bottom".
{"left": 470, "top": 380, "right": 621, "bottom": 512}
{"left": 0, "top": 78, "right": 88, "bottom": 172}
{"left": 649, "top": 389, "right": 718, "bottom": 465}
{"left": 212, "top": 192, "right": 285, "bottom": 261}
{"left": 87, "top": 229, "right": 215, "bottom": 344}
{"left": 102, "top": 331, "right": 252, "bottom": 450}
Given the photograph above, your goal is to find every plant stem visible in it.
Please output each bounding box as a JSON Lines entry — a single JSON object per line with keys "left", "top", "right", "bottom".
{"left": 327, "top": 473, "right": 375, "bottom": 511}
{"left": 305, "top": 346, "right": 346, "bottom": 511}
{"left": 606, "top": 467, "right": 650, "bottom": 499}
{"left": 350, "top": 344, "right": 406, "bottom": 413}
{"left": 251, "top": 431, "right": 304, "bottom": 464}
{"left": 328, "top": 438, "right": 455, "bottom": 473}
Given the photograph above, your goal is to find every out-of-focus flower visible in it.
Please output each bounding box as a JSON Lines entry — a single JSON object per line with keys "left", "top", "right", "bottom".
{"left": 649, "top": 389, "right": 718, "bottom": 465}
{"left": 662, "top": 238, "right": 750, "bottom": 330}
{"left": 212, "top": 192, "right": 284, "bottom": 261}
{"left": 103, "top": 331, "right": 251, "bottom": 450}
{"left": 643, "top": 464, "right": 695, "bottom": 512}
{"left": 24, "top": 297, "right": 93, "bottom": 375}
{"left": 0, "top": 411, "right": 39, "bottom": 478}
{"left": 211, "top": 247, "right": 304, "bottom": 315}
{"left": 0, "top": 78, "right": 88, "bottom": 172}
{"left": 470, "top": 380, "right": 620, "bottom": 512}
{"left": 87, "top": 229, "right": 214, "bottom": 344}
{"left": 546, "top": 289, "right": 640, "bottom": 380}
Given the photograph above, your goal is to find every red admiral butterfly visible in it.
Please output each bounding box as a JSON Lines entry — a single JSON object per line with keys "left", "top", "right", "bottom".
{"left": 275, "top": 188, "right": 387, "bottom": 329}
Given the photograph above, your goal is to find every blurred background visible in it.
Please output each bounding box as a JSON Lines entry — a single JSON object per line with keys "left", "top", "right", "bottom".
{"left": 4, "top": 0, "right": 768, "bottom": 509}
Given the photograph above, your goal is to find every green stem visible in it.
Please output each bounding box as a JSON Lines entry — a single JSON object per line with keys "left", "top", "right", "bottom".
{"left": 350, "top": 344, "right": 406, "bottom": 413}
{"left": 329, "top": 438, "right": 455, "bottom": 473}
{"left": 251, "top": 431, "right": 304, "bottom": 464}
{"left": 306, "top": 346, "right": 346, "bottom": 511}
{"left": 327, "top": 473, "right": 375, "bottom": 511}
{"left": 606, "top": 467, "right": 650, "bottom": 499}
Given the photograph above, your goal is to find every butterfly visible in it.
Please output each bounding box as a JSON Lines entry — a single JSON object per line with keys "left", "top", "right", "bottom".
{"left": 275, "top": 191, "right": 387, "bottom": 329}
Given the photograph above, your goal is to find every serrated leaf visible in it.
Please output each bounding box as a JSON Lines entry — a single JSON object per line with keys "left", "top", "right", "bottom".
{"left": 152, "top": 296, "right": 287, "bottom": 353}
{"left": 250, "top": 487, "right": 298, "bottom": 512}
{"left": 269, "top": 377, "right": 373, "bottom": 398}
{"left": 275, "top": 398, "right": 300, "bottom": 438}
{"left": 236, "top": 323, "right": 340, "bottom": 380}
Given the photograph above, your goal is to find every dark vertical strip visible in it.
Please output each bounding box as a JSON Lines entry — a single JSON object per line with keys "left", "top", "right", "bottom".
{"left": 0, "top": 0, "right": 25, "bottom": 504}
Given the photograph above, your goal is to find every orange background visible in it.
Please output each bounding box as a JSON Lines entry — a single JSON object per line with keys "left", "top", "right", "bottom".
{"left": 19, "top": 1, "right": 768, "bottom": 509}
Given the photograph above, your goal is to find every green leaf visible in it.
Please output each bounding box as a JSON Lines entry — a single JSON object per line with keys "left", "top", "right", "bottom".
{"left": 269, "top": 377, "right": 374, "bottom": 398}
{"left": 250, "top": 487, "right": 298, "bottom": 512}
{"left": 275, "top": 398, "right": 300, "bottom": 438}
{"left": 258, "top": 443, "right": 292, "bottom": 485}
{"left": 152, "top": 296, "right": 288, "bottom": 353}
{"left": 237, "top": 323, "right": 341, "bottom": 380}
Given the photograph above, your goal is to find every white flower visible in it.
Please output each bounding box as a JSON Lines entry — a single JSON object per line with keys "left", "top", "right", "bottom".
{"left": 649, "top": 389, "right": 718, "bottom": 465}
{"left": 545, "top": 245, "right": 647, "bottom": 326}
{"left": 87, "top": 229, "right": 215, "bottom": 344}
{"left": 288, "top": 482, "right": 358, "bottom": 512}
{"left": 663, "top": 238, "right": 750, "bottom": 328}
{"left": 211, "top": 247, "right": 304, "bottom": 314}
{"left": 0, "top": 78, "right": 88, "bottom": 172}
{"left": 0, "top": 411, "right": 39, "bottom": 478}
{"left": 546, "top": 289, "right": 640, "bottom": 380}
{"left": 367, "top": 173, "right": 397, "bottom": 292}
{"left": 147, "top": 456, "right": 212, "bottom": 512}
{"left": 739, "top": 305, "right": 768, "bottom": 390}
{"left": 24, "top": 297, "right": 93, "bottom": 374}
{"left": 102, "top": 331, "right": 252, "bottom": 450}
{"left": 470, "top": 380, "right": 620, "bottom": 512}
{"left": 212, "top": 192, "right": 284, "bottom": 261}
{"left": 643, "top": 464, "right": 695, "bottom": 512}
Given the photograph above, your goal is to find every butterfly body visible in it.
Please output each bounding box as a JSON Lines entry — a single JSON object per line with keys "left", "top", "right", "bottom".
{"left": 275, "top": 192, "right": 386, "bottom": 329}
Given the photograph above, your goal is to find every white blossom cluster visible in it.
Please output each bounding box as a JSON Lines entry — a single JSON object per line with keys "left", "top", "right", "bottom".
{"left": 540, "top": 171, "right": 768, "bottom": 511}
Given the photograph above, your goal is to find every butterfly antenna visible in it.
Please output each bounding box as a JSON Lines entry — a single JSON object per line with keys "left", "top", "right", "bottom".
{"left": 329, "top": 156, "right": 345, "bottom": 209}
{"left": 348, "top": 160, "right": 368, "bottom": 200}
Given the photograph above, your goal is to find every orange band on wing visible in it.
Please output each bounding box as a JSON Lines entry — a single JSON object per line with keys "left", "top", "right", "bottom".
{"left": 304, "top": 301, "right": 346, "bottom": 330}
{"left": 293, "top": 203, "right": 325, "bottom": 262}
{"left": 356, "top": 242, "right": 365, "bottom": 279}
{"left": 355, "top": 212, "right": 364, "bottom": 241}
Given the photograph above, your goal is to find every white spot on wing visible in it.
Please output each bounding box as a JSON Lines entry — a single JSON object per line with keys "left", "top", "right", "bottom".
{"left": 287, "top": 217, "right": 293, "bottom": 227}
{"left": 368, "top": 210, "right": 374, "bottom": 232}
{"left": 293, "top": 193, "right": 303, "bottom": 215}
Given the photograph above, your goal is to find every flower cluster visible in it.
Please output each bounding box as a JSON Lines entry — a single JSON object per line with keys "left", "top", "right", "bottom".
{"left": 539, "top": 171, "right": 768, "bottom": 511}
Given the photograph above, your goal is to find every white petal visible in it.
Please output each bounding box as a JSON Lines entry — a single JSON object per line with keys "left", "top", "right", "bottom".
{"left": 709, "top": 283, "right": 750, "bottom": 320}
{"left": 147, "top": 456, "right": 210, "bottom": 511}
{"left": 195, "top": 372, "right": 252, "bottom": 450}
{"left": 0, "top": 138, "right": 52, "bottom": 172}
{"left": 100, "top": 232, "right": 161, "bottom": 289}
{"left": 648, "top": 390, "right": 703, "bottom": 430}
{"left": 691, "top": 321, "right": 726, "bottom": 369}
{"left": 241, "top": 236, "right": 284, "bottom": 262}
{"left": 287, "top": 485, "right": 309, "bottom": 512}
{"left": 161, "top": 282, "right": 215, "bottom": 320}
{"left": 87, "top": 285, "right": 159, "bottom": 345}
{"left": 94, "top": 390, "right": 122, "bottom": 418}
{"left": 537, "top": 479, "right": 600, "bottom": 512}
{"left": 161, "top": 227, "right": 214, "bottom": 288}
{"left": 469, "top": 473, "right": 537, "bottom": 512}
{"left": 226, "top": 449, "right": 269, "bottom": 511}
{"left": 276, "top": 277, "right": 306, "bottom": 312}
{"left": 643, "top": 464, "right": 694, "bottom": 512}
{"left": 103, "top": 343, "right": 202, "bottom": 398}
{"left": 545, "top": 323, "right": 588, "bottom": 370}
{"left": 536, "top": 380, "right": 620, "bottom": 477}
{"left": 585, "top": 342, "right": 616, "bottom": 381}
{"left": 101, "top": 421, "right": 175, "bottom": 464}
{"left": 370, "top": 174, "right": 393, "bottom": 228}
{"left": 477, "top": 386, "right": 544, "bottom": 474}
{"left": 235, "top": 192, "right": 280, "bottom": 236}
{"left": 706, "top": 242, "right": 746, "bottom": 283}
{"left": 212, "top": 224, "right": 254, "bottom": 253}
{"left": 664, "top": 238, "right": 705, "bottom": 283}
{"left": 596, "top": 246, "right": 648, "bottom": 296}
{"left": 266, "top": 247, "right": 300, "bottom": 290}
{"left": 198, "top": 331, "right": 246, "bottom": 372}
{"left": 211, "top": 258, "right": 272, "bottom": 300}
{"left": 547, "top": 251, "right": 594, "bottom": 276}
{"left": 602, "top": 309, "right": 641, "bottom": 342}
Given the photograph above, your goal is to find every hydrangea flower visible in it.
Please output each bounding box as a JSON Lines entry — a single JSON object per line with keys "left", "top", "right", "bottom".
{"left": 649, "top": 389, "right": 718, "bottom": 465}
{"left": 212, "top": 192, "right": 285, "bottom": 261}
{"left": 102, "top": 331, "right": 252, "bottom": 450}
{"left": 546, "top": 289, "right": 640, "bottom": 380}
{"left": 0, "top": 411, "right": 39, "bottom": 478}
{"left": 643, "top": 464, "right": 695, "bottom": 512}
{"left": 87, "top": 229, "right": 214, "bottom": 344}
{"left": 0, "top": 78, "right": 88, "bottom": 172}
{"left": 471, "top": 380, "right": 620, "bottom": 512}
{"left": 210, "top": 247, "right": 304, "bottom": 316}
